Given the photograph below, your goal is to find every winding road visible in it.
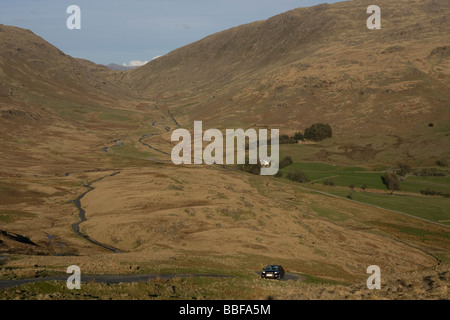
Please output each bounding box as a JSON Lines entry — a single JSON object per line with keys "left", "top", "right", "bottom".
{"left": 103, "top": 140, "right": 123, "bottom": 152}
{"left": 71, "top": 110, "right": 181, "bottom": 252}
{"left": 138, "top": 110, "right": 180, "bottom": 156}
{"left": 71, "top": 172, "right": 124, "bottom": 253}
{"left": 138, "top": 133, "right": 170, "bottom": 155}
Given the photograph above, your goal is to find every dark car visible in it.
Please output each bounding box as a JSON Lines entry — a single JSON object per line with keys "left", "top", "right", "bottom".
{"left": 261, "top": 265, "right": 285, "bottom": 280}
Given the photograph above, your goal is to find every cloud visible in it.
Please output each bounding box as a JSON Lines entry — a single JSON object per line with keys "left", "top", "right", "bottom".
{"left": 122, "top": 60, "right": 148, "bottom": 67}
{"left": 122, "top": 55, "right": 164, "bottom": 67}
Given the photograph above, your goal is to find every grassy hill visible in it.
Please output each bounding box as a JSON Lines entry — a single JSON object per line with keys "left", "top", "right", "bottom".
{"left": 127, "top": 0, "right": 450, "bottom": 166}
{"left": 0, "top": 25, "right": 158, "bottom": 174}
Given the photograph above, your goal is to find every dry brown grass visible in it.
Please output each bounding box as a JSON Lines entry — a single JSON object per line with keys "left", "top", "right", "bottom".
{"left": 0, "top": 0, "right": 449, "bottom": 300}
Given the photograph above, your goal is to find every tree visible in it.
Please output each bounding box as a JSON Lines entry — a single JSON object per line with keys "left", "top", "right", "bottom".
{"left": 381, "top": 172, "right": 401, "bottom": 191}
{"left": 279, "top": 156, "right": 293, "bottom": 169}
{"left": 293, "top": 132, "right": 304, "bottom": 141}
{"left": 396, "top": 162, "right": 411, "bottom": 176}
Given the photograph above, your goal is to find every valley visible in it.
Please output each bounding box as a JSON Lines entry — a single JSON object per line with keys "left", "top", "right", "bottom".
{"left": 0, "top": 0, "right": 449, "bottom": 300}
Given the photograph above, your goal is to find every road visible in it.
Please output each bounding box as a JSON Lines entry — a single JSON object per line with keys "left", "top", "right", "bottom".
{"left": 256, "top": 271, "right": 305, "bottom": 282}
{"left": 283, "top": 273, "right": 305, "bottom": 281}
{"left": 138, "top": 133, "right": 170, "bottom": 155}
{"left": 71, "top": 172, "right": 124, "bottom": 253}
{"left": 0, "top": 271, "right": 305, "bottom": 290}
{"left": 0, "top": 274, "right": 233, "bottom": 290}
{"left": 71, "top": 111, "right": 181, "bottom": 251}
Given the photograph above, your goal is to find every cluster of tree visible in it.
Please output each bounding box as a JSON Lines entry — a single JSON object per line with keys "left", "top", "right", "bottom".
{"left": 420, "top": 188, "right": 450, "bottom": 198}
{"left": 322, "top": 180, "right": 368, "bottom": 190}
{"left": 415, "top": 168, "right": 445, "bottom": 177}
{"left": 274, "top": 156, "right": 294, "bottom": 178}
{"left": 279, "top": 123, "right": 332, "bottom": 144}
{"left": 381, "top": 172, "right": 401, "bottom": 191}
{"left": 239, "top": 156, "right": 295, "bottom": 176}
{"left": 396, "top": 162, "right": 412, "bottom": 177}
{"left": 279, "top": 132, "right": 304, "bottom": 144}
{"left": 286, "top": 169, "right": 310, "bottom": 183}
{"left": 304, "top": 123, "right": 332, "bottom": 142}
{"left": 393, "top": 162, "right": 447, "bottom": 177}
{"left": 238, "top": 160, "right": 262, "bottom": 175}
{"left": 436, "top": 158, "right": 449, "bottom": 167}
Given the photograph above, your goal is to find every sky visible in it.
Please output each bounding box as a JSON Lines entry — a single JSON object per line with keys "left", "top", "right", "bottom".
{"left": 0, "top": 0, "right": 341, "bottom": 66}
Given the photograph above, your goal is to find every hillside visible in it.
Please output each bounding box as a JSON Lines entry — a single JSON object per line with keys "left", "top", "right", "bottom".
{"left": 0, "top": 25, "right": 130, "bottom": 101}
{"left": 128, "top": 0, "right": 450, "bottom": 165}
{"left": 0, "top": 25, "right": 141, "bottom": 174}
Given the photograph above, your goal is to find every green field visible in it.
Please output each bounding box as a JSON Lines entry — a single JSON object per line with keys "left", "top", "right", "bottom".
{"left": 401, "top": 175, "right": 450, "bottom": 194}
{"left": 328, "top": 188, "right": 450, "bottom": 226}
{"left": 281, "top": 162, "right": 386, "bottom": 189}
{"left": 279, "top": 161, "right": 450, "bottom": 226}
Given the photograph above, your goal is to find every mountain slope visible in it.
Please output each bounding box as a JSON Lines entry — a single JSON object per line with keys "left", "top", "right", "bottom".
{"left": 0, "top": 25, "right": 139, "bottom": 174}
{"left": 128, "top": 0, "right": 450, "bottom": 165}
{"left": 0, "top": 25, "right": 130, "bottom": 102}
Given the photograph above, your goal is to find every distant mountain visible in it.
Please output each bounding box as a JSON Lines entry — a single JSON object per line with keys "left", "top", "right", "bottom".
{"left": 106, "top": 63, "right": 138, "bottom": 71}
